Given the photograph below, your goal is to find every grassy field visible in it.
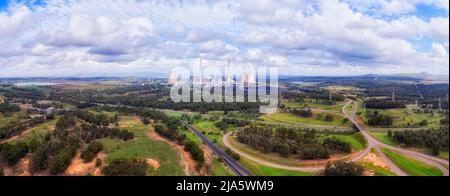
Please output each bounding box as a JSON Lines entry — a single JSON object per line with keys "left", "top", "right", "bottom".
{"left": 321, "top": 133, "right": 367, "bottom": 151}
{"left": 103, "top": 117, "right": 185, "bottom": 176}
{"left": 8, "top": 118, "right": 59, "bottom": 144}
{"left": 381, "top": 148, "right": 443, "bottom": 176}
{"left": 193, "top": 120, "right": 226, "bottom": 147}
{"left": 369, "top": 131, "right": 398, "bottom": 146}
{"left": 283, "top": 99, "right": 347, "bottom": 112}
{"left": 239, "top": 156, "right": 314, "bottom": 176}
{"left": 268, "top": 112, "right": 352, "bottom": 127}
{"left": 364, "top": 108, "right": 443, "bottom": 129}
{"left": 370, "top": 131, "right": 449, "bottom": 160}
{"left": 211, "top": 158, "right": 236, "bottom": 176}
{"left": 421, "top": 148, "right": 449, "bottom": 160}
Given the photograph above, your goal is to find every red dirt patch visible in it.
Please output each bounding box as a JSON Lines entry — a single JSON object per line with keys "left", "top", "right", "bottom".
{"left": 145, "top": 159, "right": 160, "bottom": 171}
{"left": 65, "top": 152, "right": 106, "bottom": 176}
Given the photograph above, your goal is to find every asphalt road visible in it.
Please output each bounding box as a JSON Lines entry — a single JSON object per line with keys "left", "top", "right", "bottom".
{"left": 223, "top": 100, "right": 448, "bottom": 176}
{"left": 184, "top": 123, "right": 253, "bottom": 176}
{"left": 346, "top": 100, "right": 448, "bottom": 176}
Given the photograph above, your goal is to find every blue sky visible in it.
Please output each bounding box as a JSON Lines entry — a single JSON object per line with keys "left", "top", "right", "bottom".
{"left": 0, "top": 0, "right": 8, "bottom": 10}
{"left": 0, "top": 0, "right": 448, "bottom": 77}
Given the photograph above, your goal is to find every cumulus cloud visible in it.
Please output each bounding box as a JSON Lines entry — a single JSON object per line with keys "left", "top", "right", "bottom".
{"left": 0, "top": 0, "right": 448, "bottom": 77}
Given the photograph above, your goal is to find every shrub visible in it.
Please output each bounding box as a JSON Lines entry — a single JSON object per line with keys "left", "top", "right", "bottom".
{"left": 48, "top": 146, "right": 77, "bottom": 175}
{"left": 323, "top": 137, "right": 352, "bottom": 153}
{"left": 102, "top": 159, "right": 148, "bottom": 176}
{"left": 324, "top": 162, "right": 363, "bottom": 176}
{"left": 81, "top": 142, "right": 103, "bottom": 163}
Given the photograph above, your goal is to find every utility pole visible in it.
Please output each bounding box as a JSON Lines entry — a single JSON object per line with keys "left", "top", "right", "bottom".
{"left": 329, "top": 91, "right": 332, "bottom": 101}
{"left": 392, "top": 91, "right": 396, "bottom": 102}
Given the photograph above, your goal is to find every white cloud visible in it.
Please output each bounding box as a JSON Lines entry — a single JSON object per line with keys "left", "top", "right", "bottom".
{"left": 0, "top": 0, "right": 448, "bottom": 77}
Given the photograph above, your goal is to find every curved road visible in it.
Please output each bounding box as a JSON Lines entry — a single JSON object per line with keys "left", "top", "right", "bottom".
{"left": 345, "top": 100, "right": 448, "bottom": 176}
{"left": 223, "top": 99, "right": 448, "bottom": 176}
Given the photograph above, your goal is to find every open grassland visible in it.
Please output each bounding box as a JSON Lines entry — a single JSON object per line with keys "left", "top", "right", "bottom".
{"left": 321, "top": 133, "right": 367, "bottom": 151}
{"left": 239, "top": 156, "right": 314, "bottom": 176}
{"left": 102, "top": 117, "right": 184, "bottom": 176}
{"left": 268, "top": 112, "right": 352, "bottom": 127}
{"left": 381, "top": 148, "right": 443, "bottom": 176}
{"left": 362, "top": 106, "right": 443, "bottom": 129}
{"left": 283, "top": 99, "right": 347, "bottom": 112}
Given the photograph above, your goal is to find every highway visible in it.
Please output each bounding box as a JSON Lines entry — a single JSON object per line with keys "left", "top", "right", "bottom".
{"left": 184, "top": 123, "right": 254, "bottom": 176}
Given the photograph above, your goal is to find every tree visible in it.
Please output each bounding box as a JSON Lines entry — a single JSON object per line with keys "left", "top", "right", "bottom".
{"left": 387, "top": 130, "right": 393, "bottom": 137}
{"left": 323, "top": 137, "right": 352, "bottom": 153}
{"left": 324, "top": 114, "right": 335, "bottom": 122}
{"left": 324, "top": 162, "right": 363, "bottom": 176}
{"left": 142, "top": 117, "right": 151, "bottom": 125}
{"left": 102, "top": 159, "right": 148, "bottom": 176}
{"left": 29, "top": 146, "right": 49, "bottom": 173}
{"left": 95, "top": 158, "right": 102, "bottom": 168}
{"left": 0, "top": 143, "right": 29, "bottom": 166}
{"left": 48, "top": 146, "right": 77, "bottom": 175}
{"left": 81, "top": 142, "right": 103, "bottom": 162}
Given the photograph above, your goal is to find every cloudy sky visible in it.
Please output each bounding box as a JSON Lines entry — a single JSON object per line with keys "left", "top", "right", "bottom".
{"left": 0, "top": 0, "right": 448, "bottom": 77}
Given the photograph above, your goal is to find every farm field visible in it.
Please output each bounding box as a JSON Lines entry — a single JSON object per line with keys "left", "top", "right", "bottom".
{"left": 381, "top": 148, "right": 443, "bottom": 176}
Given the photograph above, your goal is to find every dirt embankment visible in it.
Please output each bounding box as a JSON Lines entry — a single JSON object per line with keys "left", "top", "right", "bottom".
{"left": 1, "top": 155, "right": 50, "bottom": 176}
{"left": 359, "top": 152, "right": 389, "bottom": 176}
{"left": 65, "top": 152, "right": 107, "bottom": 176}
{"left": 147, "top": 129, "right": 203, "bottom": 176}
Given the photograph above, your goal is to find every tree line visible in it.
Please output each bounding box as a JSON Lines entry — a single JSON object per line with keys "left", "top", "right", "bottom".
{"left": 0, "top": 102, "right": 20, "bottom": 115}
{"left": 215, "top": 118, "right": 250, "bottom": 130}
{"left": 236, "top": 126, "right": 352, "bottom": 160}
{"left": 0, "top": 116, "right": 47, "bottom": 140}
{"left": 388, "top": 128, "right": 448, "bottom": 156}
{"left": 366, "top": 111, "right": 393, "bottom": 126}
{"left": 155, "top": 124, "right": 205, "bottom": 164}
{"left": 0, "top": 111, "right": 133, "bottom": 175}
{"left": 364, "top": 99, "right": 406, "bottom": 109}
